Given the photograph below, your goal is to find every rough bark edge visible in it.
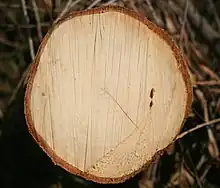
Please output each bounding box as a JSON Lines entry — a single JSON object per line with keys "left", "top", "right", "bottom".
{"left": 24, "top": 5, "right": 193, "bottom": 184}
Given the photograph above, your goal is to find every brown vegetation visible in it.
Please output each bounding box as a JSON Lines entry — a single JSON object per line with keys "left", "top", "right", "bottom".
{"left": 0, "top": 0, "right": 220, "bottom": 188}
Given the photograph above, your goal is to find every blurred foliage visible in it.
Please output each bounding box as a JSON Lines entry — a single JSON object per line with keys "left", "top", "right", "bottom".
{"left": 0, "top": 0, "right": 220, "bottom": 187}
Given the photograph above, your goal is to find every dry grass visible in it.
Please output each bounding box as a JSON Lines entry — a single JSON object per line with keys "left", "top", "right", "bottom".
{"left": 0, "top": 0, "right": 220, "bottom": 187}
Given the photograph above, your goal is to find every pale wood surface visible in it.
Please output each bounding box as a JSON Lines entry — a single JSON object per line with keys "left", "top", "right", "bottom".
{"left": 30, "top": 11, "right": 187, "bottom": 178}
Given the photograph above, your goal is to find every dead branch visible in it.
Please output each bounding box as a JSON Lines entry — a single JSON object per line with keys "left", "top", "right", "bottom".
{"left": 20, "top": 0, "right": 35, "bottom": 60}
{"left": 31, "top": 0, "right": 43, "bottom": 41}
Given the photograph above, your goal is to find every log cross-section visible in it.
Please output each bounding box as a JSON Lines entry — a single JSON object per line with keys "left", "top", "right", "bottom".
{"left": 24, "top": 6, "right": 192, "bottom": 184}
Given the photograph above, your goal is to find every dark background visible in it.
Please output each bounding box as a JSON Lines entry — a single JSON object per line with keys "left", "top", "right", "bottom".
{"left": 0, "top": 0, "right": 220, "bottom": 187}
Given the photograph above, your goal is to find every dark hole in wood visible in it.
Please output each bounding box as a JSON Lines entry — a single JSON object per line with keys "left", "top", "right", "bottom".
{"left": 150, "top": 101, "right": 153, "bottom": 108}
{"left": 150, "top": 88, "right": 155, "bottom": 99}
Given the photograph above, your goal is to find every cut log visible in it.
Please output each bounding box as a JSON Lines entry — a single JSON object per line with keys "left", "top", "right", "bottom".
{"left": 24, "top": 6, "right": 192, "bottom": 184}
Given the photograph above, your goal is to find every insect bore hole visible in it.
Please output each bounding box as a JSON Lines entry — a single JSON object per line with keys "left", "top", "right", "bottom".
{"left": 149, "top": 88, "right": 155, "bottom": 109}
{"left": 150, "top": 101, "right": 153, "bottom": 109}
{"left": 150, "top": 88, "right": 155, "bottom": 99}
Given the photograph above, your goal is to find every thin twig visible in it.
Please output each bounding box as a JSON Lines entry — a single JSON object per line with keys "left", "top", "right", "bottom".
{"left": 216, "top": 98, "right": 220, "bottom": 114}
{"left": 196, "top": 80, "right": 220, "bottom": 86}
{"left": 20, "top": 0, "right": 35, "bottom": 60}
{"left": 0, "top": 2, "right": 46, "bottom": 12}
{"left": 54, "top": 0, "right": 81, "bottom": 23}
{"left": 145, "top": 0, "right": 162, "bottom": 26}
{"left": 87, "top": 0, "right": 101, "bottom": 9}
{"left": 2, "top": 23, "right": 50, "bottom": 29}
{"left": 196, "top": 155, "right": 207, "bottom": 171}
{"left": 200, "top": 64, "right": 220, "bottom": 81}
{"left": 175, "top": 118, "right": 220, "bottom": 140}
{"left": 127, "top": 0, "right": 138, "bottom": 12}
{"left": 184, "top": 152, "right": 203, "bottom": 188}
{"left": 31, "top": 0, "right": 43, "bottom": 41}
{"left": 151, "top": 157, "right": 160, "bottom": 182}
{"left": 103, "top": 0, "right": 118, "bottom": 6}
{"left": 195, "top": 89, "right": 219, "bottom": 158}
{"left": 54, "top": 0, "right": 72, "bottom": 23}
{"left": 211, "top": 88, "right": 220, "bottom": 94}
{"left": 69, "top": 0, "right": 81, "bottom": 9}
{"left": 207, "top": 0, "right": 220, "bottom": 31}
{"left": 179, "top": 0, "right": 188, "bottom": 53}
{"left": 200, "top": 164, "right": 211, "bottom": 181}
{"left": 0, "top": 36, "right": 19, "bottom": 48}
{"left": 7, "top": 64, "right": 31, "bottom": 107}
